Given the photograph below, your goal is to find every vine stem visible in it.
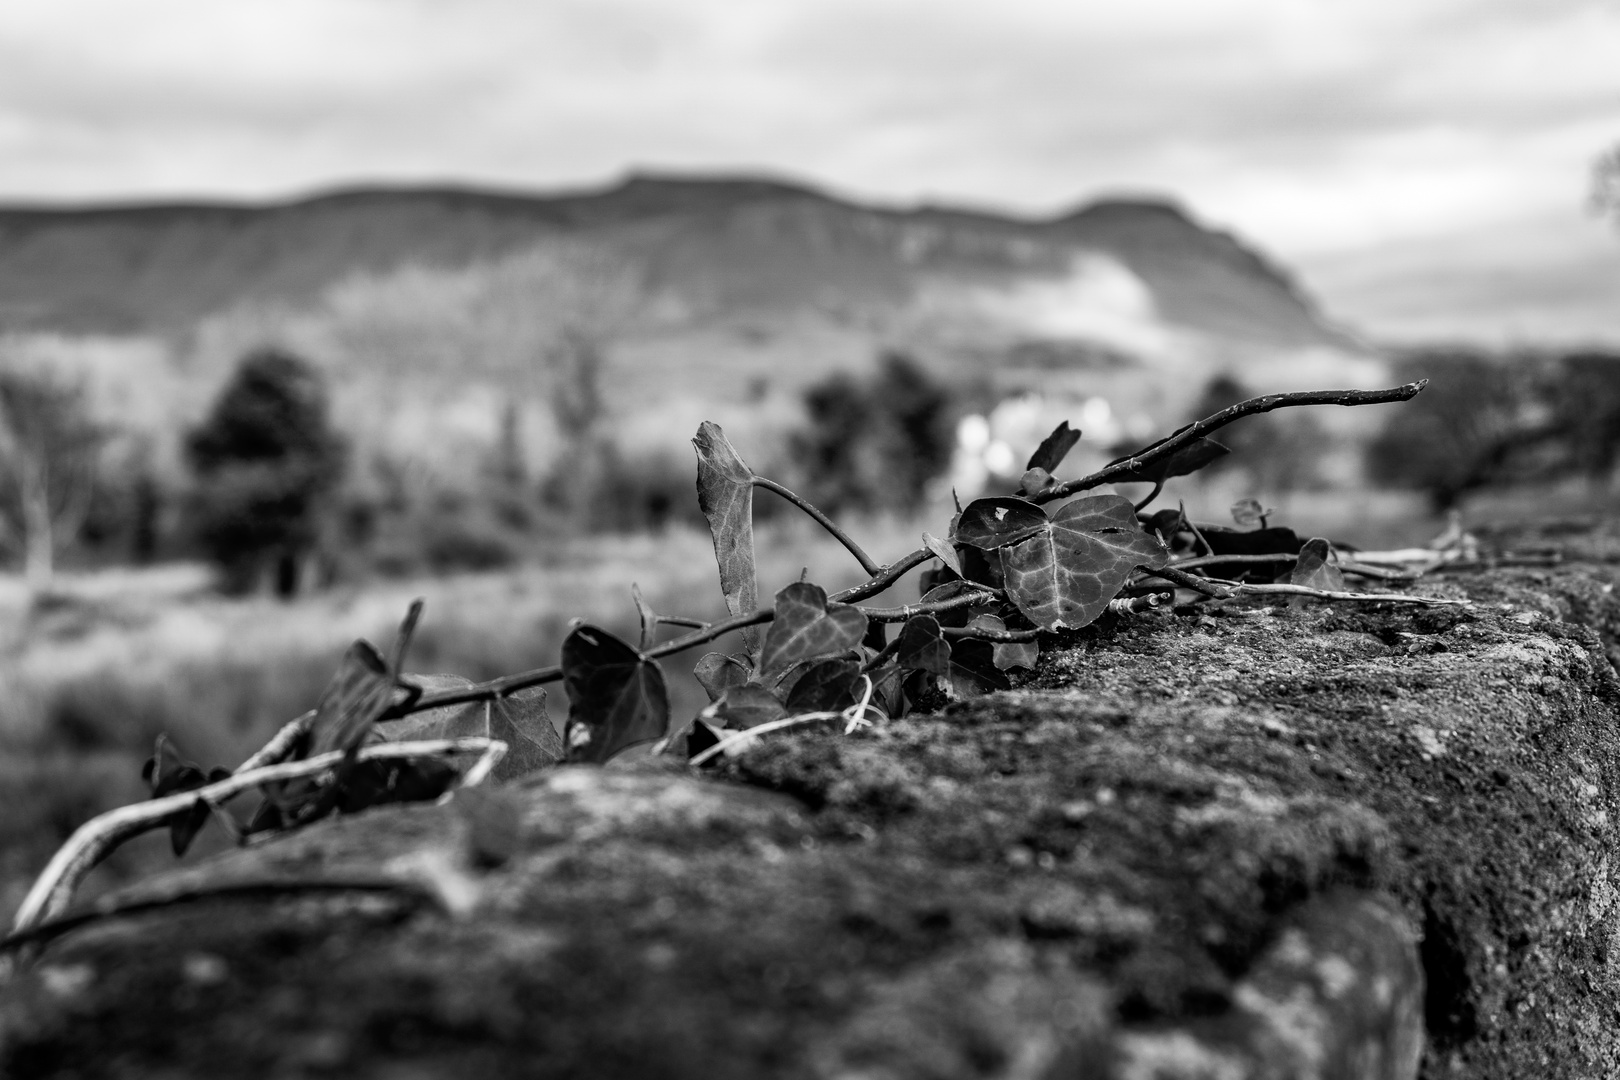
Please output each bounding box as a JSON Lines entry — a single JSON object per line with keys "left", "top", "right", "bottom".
{"left": 10, "top": 737, "right": 506, "bottom": 940}
{"left": 752, "top": 476, "right": 881, "bottom": 576}
{"left": 404, "top": 585, "right": 995, "bottom": 716}
{"left": 1035, "top": 382, "right": 1427, "bottom": 504}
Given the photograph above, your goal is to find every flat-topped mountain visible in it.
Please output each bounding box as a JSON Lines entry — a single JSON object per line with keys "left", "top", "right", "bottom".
{"left": 0, "top": 173, "right": 1353, "bottom": 352}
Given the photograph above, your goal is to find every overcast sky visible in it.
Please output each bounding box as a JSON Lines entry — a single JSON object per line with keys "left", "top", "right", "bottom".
{"left": 2, "top": 0, "right": 1617, "bottom": 344}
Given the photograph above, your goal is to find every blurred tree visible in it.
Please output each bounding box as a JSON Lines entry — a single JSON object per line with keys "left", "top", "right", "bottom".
{"left": 185, "top": 349, "right": 347, "bottom": 596}
{"left": 790, "top": 352, "right": 955, "bottom": 515}
{"left": 1365, "top": 349, "right": 1571, "bottom": 510}
{"left": 1593, "top": 145, "right": 1620, "bottom": 225}
{"left": 0, "top": 368, "right": 102, "bottom": 591}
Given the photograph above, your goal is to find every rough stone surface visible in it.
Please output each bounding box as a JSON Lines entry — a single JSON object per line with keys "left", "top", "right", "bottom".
{"left": 2, "top": 562, "right": 1619, "bottom": 1079}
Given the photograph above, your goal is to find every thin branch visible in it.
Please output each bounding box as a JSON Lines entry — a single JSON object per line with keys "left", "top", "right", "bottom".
{"left": 1035, "top": 383, "right": 1427, "bottom": 503}
{"left": 941, "top": 624, "right": 1041, "bottom": 643}
{"left": 861, "top": 590, "right": 999, "bottom": 623}
{"left": 11, "top": 737, "right": 505, "bottom": 937}
{"left": 830, "top": 547, "right": 934, "bottom": 603}
{"left": 752, "top": 476, "right": 881, "bottom": 576}
{"left": 1170, "top": 553, "right": 1421, "bottom": 582}
{"left": 1228, "top": 583, "right": 1467, "bottom": 606}
{"left": 1138, "top": 564, "right": 1235, "bottom": 598}
{"left": 1105, "top": 591, "right": 1174, "bottom": 617}
{"left": 236, "top": 709, "right": 315, "bottom": 772}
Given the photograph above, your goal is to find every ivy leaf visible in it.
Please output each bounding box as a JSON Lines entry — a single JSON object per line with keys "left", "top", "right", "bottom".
{"left": 918, "top": 580, "right": 997, "bottom": 629}
{"left": 1109, "top": 436, "right": 1229, "bottom": 483}
{"left": 952, "top": 497, "right": 1048, "bottom": 551}
{"left": 758, "top": 582, "right": 868, "bottom": 680}
{"left": 965, "top": 614, "right": 1040, "bottom": 671}
{"left": 1230, "top": 498, "right": 1272, "bottom": 528}
{"left": 631, "top": 584, "right": 658, "bottom": 652}
{"left": 1199, "top": 525, "right": 1304, "bottom": 557}
{"left": 694, "top": 652, "right": 751, "bottom": 703}
{"left": 944, "top": 633, "right": 1009, "bottom": 699}
{"left": 308, "top": 640, "right": 400, "bottom": 759}
{"left": 998, "top": 494, "right": 1170, "bottom": 630}
{"left": 707, "top": 683, "right": 788, "bottom": 729}
{"left": 896, "top": 616, "right": 950, "bottom": 676}
{"left": 562, "top": 625, "right": 671, "bottom": 764}
{"left": 142, "top": 735, "right": 230, "bottom": 856}
{"left": 922, "top": 532, "right": 963, "bottom": 577}
{"left": 1289, "top": 537, "right": 1346, "bottom": 592}
{"left": 382, "top": 677, "right": 562, "bottom": 782}
{"left": 868, "top": 663, "right": 905, "bottom": 718}
{"left": 693, "top": 422, "right": 760, "bottom": 653}
{"left": 1027, "top": 421, "right": 1081, "bottom": 474}
{"left": 784, "top": 658, "right": 860, "bottom": 713}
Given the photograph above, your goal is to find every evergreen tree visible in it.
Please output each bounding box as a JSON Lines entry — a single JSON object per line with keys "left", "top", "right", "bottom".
{"left": 185, "top": 349, "right": 346, "bottom": 596}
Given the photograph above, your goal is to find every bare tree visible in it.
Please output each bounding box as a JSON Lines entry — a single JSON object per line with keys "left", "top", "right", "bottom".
{"left": 0, "top": 369, "right": 101, "bottom": 592}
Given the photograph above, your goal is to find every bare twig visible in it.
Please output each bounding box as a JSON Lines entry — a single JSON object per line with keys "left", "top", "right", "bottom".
{"left": 753, "top": 476, "right": 881, "bottom": 576}
{"left": 1170, "top": 553, "right": 1422, "bottom": 582}
{"left": 1106, "top": 591, "right": 1174, "bottom": 616}
{"left": 11, "top": 737, "right": 506, "bottom": 938}
{"left": 941, "top": 624, "right": 1041, "bottom": 643}
{"left": 831, "top": 547, "right": 934, "bottom": 603}
{"left": 689, "top": 677, "right": 881, "bottom": 769}
{"left": 1035, "top": 383, "right": 1427, "bottom": 503}
{"left": 862, "top": 589, "right": 999, "bottom": 623}
{"left": 1229, "top": 583, "right": 1467, "bottom": 606}
{"left": 1139, "top": 564, "right": 1235, "bottom": 598}
{"left": 235, "top": 709, "right": 315, "bottom": 772}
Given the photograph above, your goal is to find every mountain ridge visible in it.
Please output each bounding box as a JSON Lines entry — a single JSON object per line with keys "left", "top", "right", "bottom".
{"left": 0, "top": 171, "right": 1357, "bottom": 353}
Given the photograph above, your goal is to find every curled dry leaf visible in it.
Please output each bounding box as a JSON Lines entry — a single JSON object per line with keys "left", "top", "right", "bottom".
{"left": 1026, "top": 421, "right": 1082, "bottom": 475}
{"left": 693, "top": 422, "right": 761, "bottom": 653}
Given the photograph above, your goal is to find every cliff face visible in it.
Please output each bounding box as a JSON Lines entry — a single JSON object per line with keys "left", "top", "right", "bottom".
{"left": 3, "top": 556, "right": 1618, "bottom": 1079}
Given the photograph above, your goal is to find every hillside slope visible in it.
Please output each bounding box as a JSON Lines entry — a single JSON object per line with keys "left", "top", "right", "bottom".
{"left": 0, "top": 174, "right": 1357, "bottom": 353}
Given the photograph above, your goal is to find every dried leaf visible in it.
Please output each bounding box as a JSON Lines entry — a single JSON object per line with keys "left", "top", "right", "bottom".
{"left": 1290, "top": 537, "right": 1346, "bottom": 592}
{"left": 895, "top": 616, "right": 950, "bottom": 676}
{"left": 707, "top": 683, "right": 788, "bottom": 729}
{"left": 922, "top": 532, "right": 963, "bottom": 577}
{"left": 783, "top": 658, "right": 860, "bottom": 713}
{"left": 1027, "top": 421, "right": 1081, "bottom": 474}
{"left": 561, "top": 625, "right": 671, "bottom": 764}
{"left": 693, "top": 422, "right": 760, "bottom": 653}
{"left": 694, "top": 652, "right": 751, "bottom": 703}
{"left": 631, "top": 583, "right": 658, "bottom": 652}
{"left": 998, "top": 495, "right": 1170, "bottom": 631}
{"left": 758, "top": 582, "right": 868, "bottom": 680}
